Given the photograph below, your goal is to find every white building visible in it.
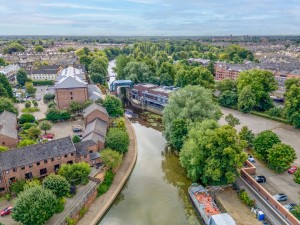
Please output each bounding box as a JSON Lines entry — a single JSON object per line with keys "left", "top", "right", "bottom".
{"left": 56, "top": 65, "right": 86, "bottom": 81}
{"left": 27, "top": 65, "right": 62, "bottom": 81}
{"left": 0, "top": 64, "right": 20, "bottom": 82}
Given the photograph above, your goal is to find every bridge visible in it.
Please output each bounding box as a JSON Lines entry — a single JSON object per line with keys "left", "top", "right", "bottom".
{"left": 109, "top": 80, "right": 134, "bottom": 92}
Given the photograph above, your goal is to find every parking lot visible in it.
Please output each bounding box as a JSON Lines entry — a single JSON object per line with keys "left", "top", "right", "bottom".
{"left": 51, "top": 118, "right": 84, "bottom": 140}
{"left": 0, "top": 200, "right": 19, "bottom": 225}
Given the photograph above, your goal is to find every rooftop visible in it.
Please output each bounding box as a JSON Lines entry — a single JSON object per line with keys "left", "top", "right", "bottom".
{"left": 54, "top": 75, "right": 87, "bottom": 89}
{"left": 83, "top": 118, "right": 107, "bottom": 138}
{"left": 0, "top": 110, "right": 18, "bottom": 140}
{"left": 83, "top": 103, "right": 108, "bottom": 118}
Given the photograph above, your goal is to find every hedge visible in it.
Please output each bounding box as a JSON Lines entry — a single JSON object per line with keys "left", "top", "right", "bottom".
{"left": 32, "top": 80, "right": 54, "bottom": 86}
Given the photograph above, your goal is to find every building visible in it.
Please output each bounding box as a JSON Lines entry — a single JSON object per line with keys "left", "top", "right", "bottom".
{"left": 214, "top": 62, "right": 256, "bottom": 80}
{"left": 288, "top": 69, "right": 300, "bottom": 79}
{"left": 27, "top": 65, "right": 62, "bottom": 81}
{"left": 188, "top": 58, "right": 211, "bottom": 66}
{"left": 56, "top": 65, "right": 86, "bottom": 82}
{"left": 0, "top": 64, "right": 20, "bottom": 82}
{"left": 54, "top": 76, "right": 88, "bottom": 110}
{"left": 0, "top": 111, "right": 18, "bottom": 148}
{"left": 130, "top": 84, "right": 177, "bottom": 110}
{"left": 83, "top": 103, "right": 109, "bottom": 126}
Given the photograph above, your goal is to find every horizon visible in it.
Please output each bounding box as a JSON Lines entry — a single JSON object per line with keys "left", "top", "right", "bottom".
{"left": 0, "top": 0, "right": 299, "bottom": 36}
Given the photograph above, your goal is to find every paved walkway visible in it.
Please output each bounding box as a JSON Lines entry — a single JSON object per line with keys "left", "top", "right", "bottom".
{"left": 77, "top": 118, "right": 138, "bottom": 225}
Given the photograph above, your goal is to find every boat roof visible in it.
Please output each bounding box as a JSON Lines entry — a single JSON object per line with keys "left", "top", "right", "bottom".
{"left": 211, "top": 213, "right": 236, "bottom": 225}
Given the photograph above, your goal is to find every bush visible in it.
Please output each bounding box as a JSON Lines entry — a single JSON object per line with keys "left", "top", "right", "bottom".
{"left": 46, "top": 108, "right": 71, "bottom": 122}
{"left": 239, "top": 189, "right": 255, "bottom": 207}
{"left": 218, "top": 90, "right": 238, "bottom": 107}
{"left": 294, "top": 169, "right": 300, "bottom": 184}
{"left": 32, "top": 80, "right": 54, "bottom": 86}
{"left": 239, "top": 126, "right": 255, "bottom": 148}
{"left": 79, "top": 207, "right": 87, "bottom": 218}
{"left": 42, "top": 174, "right": 70, "bottom": 198}
{"left": 55, "top": 197, "right": 66, "bottom": 213}
{"left": 72, "top": 135, "right": 81, "bottom": 143}
{"left": 58, "top": 162, "right": 91, "bottom": 185}
{"left": 43, "top": 93, "right": 55, "bottom": 103}
{"left": 105, "top": 128, "right": 129, "bottom": 154}
{"left": 66, "top": 217, "right": 76, "bottom": 225}
{"left": 48, "top": 101, "right": 56, "bottom": 109}
{"left": 19, "top": 114, "right": 35, "bottom": 124}
{"left": 24, "top": 101, "right": 31, "bottom": 108}
{"left": 97, "top": 170, "right": 114, "bottom": 196}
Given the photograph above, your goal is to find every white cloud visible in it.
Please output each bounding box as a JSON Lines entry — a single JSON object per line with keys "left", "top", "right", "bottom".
{"left": 41, "top": 3, "right": 120, "bottom": 11}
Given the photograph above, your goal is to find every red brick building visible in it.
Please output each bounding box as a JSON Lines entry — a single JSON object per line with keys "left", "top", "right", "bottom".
{"left": 83, "top": 103, "right": 109, "bottom": 126}
{"left": 54, "top": 76, "right": 88, "bottom": 110}
{"left": 0, "top": 111, "right": 18, "bottom": 149}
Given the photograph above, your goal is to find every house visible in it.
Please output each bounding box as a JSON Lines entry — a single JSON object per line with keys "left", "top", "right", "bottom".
{"left": 0, "top": 64, "right": 20, "bottom": 83}
{"left": 288, "top": 69, "right": 300, "bottom": 79}
{"left": 54, "top": 76, "right": 88, "bottom": 110}
{"left": 83, "top": 103, "right": 109, "bottom": 126}
{"left": 56, "top": 65, "right": 86, "bottom": 82}
{"left": 0, "top": 111, "right": 18, "bottom": 148}
{"left": 214, "top": 62, "right": 256, "bottom": 80}
{"left": 188, "top": 58, "right": 211, "bottom": 66}
{"left": 27, "top": 65, "right": 62, "bottom": 81}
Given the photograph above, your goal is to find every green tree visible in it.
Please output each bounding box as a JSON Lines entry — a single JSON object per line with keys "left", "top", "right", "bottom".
{"left": 267, "top": 143, "right": 296, "bottom": 173}
{"left": 180, "top": 120, "right": 247, "bottom": 184}
{"left": 12, "top": 186, "right": 58, "bottom": 225}
{"left": 113, "top": 117, "right": 126, "bottom": 130}
{"left": 68, "top": 101, "right": 84, "bottom": 115}
{"left": 238, "top": 86, "right": 256, "bottom": 113}
{"left": 43, "top": 93, "right": 55, "bottom": 103}
{"left": 58, "top": 162, "right": 91, "bottom": 185}
{"left": 27, "top": 126, "right": 41, "bottom": 140}
{"left": 0, "top": 73, "right": 14, "bottom": 98}
{"left": 239, "top": 126, "right": 255, "bottom": 148}
{"left": 0, "top": 97, "right": 18, "bottom": 114}
{"left": 16, "top": 69, "right": 28, "bottom": 86}
{"left": 72, "top": 135, "right": 81, "bottom": 143}
{"left": 89, "top": 57, "right": 108, "bottom": 85}
{"left": 105, "top": 128, "right": 129, "bottom": 154}
{"left": 207, "top": 61, "right": 215, "bottom": 75}
{"left": 284, "top": 78, "right": 300, "bottom": 128}
{"left": 169, "top": 118, "right": 188, "bottom": 150}
{"left": 294, "top": 169, "right": 300, "bottom": 184}
{"left": 25, "top": 82, "right": 37, "bottom": 96}
{"left": 25, "top": 101, "right": 31, "bottom": 108}
{"left": 218, "top": 90, "right": 238, "bottom": 107}
{"left": 253, "top": 130, "right": 281, "bottom": 159}
{"left": 34, "top": 45, "right": 44, "bottom": 53}
{"left": 101, "top": 148, "right": 123, "bottom": 170}
{"left": 0, "top": 83, "right": 8, "bottom": 98}
{"left": 32, "top": 100, "right": 38, "bottom": 107}
{"left": 42, "top": 174, "right": 70, "bottom": 198}
{"left": 0, "top": 146, "right": 8, "bottom": 152}
{"left": 0, "top": 58, "right": 6, "bottom": 66}
{"left": 237, "top": 69, "right": 277, "bottom": 111}
{"left": 225, "top": 113, "right": 240, "bottom": 127}
{"left": 3, "top": 42, "right": 25, "bottom": 54}
{"left": 17, "top": 139, "right": 37, "bottom": 147}
{"left": 19, "top": 114, "right": 35, "bottom": 124}
{"left": 123, "top": 61, "right": 153, "bottom": 83}
{"left": 115, "top": 55, "right": 131, "bottom": 80}
{"left": 163, "top": 85, "right": 221, "bottom": 144}
{"left": 39, "top": 121, "right": 52, "bottom": 134}
{"left": 103, "top": 95, "right": 124, "bottom": 117}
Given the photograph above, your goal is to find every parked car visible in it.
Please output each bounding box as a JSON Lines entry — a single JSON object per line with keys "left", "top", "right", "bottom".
{"left": 255, "top": 175, "right": 266, "bottom": 183}
{"left": 42, "top": 133, "right": 55, "bottom": 140}
{"left": 36, "top": 97, "right": 41, "bottom": 101}
{"left": 288, "top": 166, "right": 297, "bottom": 174}
{"left": 73, "top": 127, "right": 82, "bottom": 133}
{"left": 274, "top": 193, "right": 288, "bottom": 202}
{"left": 248, "top": 155, "right": 255, "bottom": 163}
{"left": 0, "top": 206, "right": 13, "bottom": 216}
{"left": 284, "top": 203, "right": 297, "bottom": 211}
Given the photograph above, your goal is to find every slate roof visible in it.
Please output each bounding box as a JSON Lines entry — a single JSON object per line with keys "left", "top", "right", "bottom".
{"left": 83, "top": 103, "right": 108, "bottom": 118}
{"left": 88, "top": 84, "right": 103, "bottom": 101}
{"left": 0, "top": 110, "right": 18, "bottom": 139}
{"left": 82, "top": 118, "right": 107, "bottom": 138}
{"left": 74, "top": 140, "right": 96, "bottom": 156}
{"left": 290, "top": 69, "right": 300, "bottom": 76}
{"left": 81, "top": 132, "right": 105, "bottom": 144}
{"left": 27, "top": 65, "right": 61, "bottom": 75}
{"left": 90, "top": 152, "right": 100, "bottom": 160}
{"left": 54, "top": 76, "right": 87, "bottom": 89}
{"left": 0, "top": 137, "right": 75, "bottom": 170}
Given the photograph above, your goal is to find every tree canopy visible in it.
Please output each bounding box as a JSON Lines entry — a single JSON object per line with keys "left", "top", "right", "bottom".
{"left": 0, "top": 73, "right": 14, "bottom": 98}
{"left": 16, "top": 69, "right": 28, "bottom": 86}
{"left": 101, "top": 148, "right": 123, "bottom": 170}
{"left": 103, "top": 95, "right": 124, "bottom": 117}
{"left": 105, "top": 128, "right": 129, "bottom": 154}
{"left": 284, "top": 78, "right": 300, "bottom": 128}
{"left": 58, "top": 162, "right": 91, "bottom": 185}
{"left": 0, "top": 97, "right": 18, "bottom": 115}
{"left": 253, "top": 130, "right": 281, "bottom": 159}
{"left": 42, "top": 174, "right": 70, "bottom": 198}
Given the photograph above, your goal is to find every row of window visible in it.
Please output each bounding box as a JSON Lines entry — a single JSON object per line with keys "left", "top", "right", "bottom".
{"left": 4, "top": 153, "right": 75, "bottom": 174}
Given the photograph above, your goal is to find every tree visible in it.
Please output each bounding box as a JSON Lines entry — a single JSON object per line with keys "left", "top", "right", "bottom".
{"left": 72, "top": 135, "right": 81, "bottom": 143}
{"left": 113, "top": 117, "right": 126, "bottom": 130}
{"left": 12, "top": 186, "right": 58, "bottom": 225}
{"left": 294, "top": 169, "right": 300, "bottom": 184}
{"left": 0, "top": 83, "right": 8, "bottom": 98}
{"left": 180, "top": 120, "right": 247, "bottom": 184}
{"left": 58, "top": 162, "right": 91, "bottom": 185}
{"left": 0, "top": 97, "right": 18, "bottom": 114}
{"left": 16, "top": 69, "right": 28, "bottom": 86}
{"left": 291, "top": 204, "right": 300, "bottom": 220}
{"left": 17, "top": 139, "right": 37, "bottom": 147}
{"left": 115, "top": 55, "right": 131, "bottom": 80}
{"left": 267, "top": 144, "right": 296, "bottom": 173}
{"left": 101, "top": 149, "right": 122, "bottom": 170}
{"left": 163, "top": 85, "right": 221, "bottom": 144}
{"left": 19, "top": 114, "right": 35, "bottom": 124}
{"left": 90, "top": 73, "right": 105, "bottom": 84}
{"left": 123, "top": 61, "right": 153, "bottom": 83}
{"left": 238, "top": 86, "right": 256, "bottom": 113}
{"left": 89, "top": 57, "right": 108, "bottom": 85}
{"left": 225, "top": 113, "right": 240, "bottom": 127}
{"left": 218, "top": 90, "right": 238, "bottom": 107}
{"left": 43, "top": 93, "right": 55, "bottom": 103}
{"left": 68, "top": 101, "right": 84, "bottom": 115}
{"left": 32, "top": 100, "right": 38, "bottom": 107}
{"left": 42, "top": 174, "right": 70, "bottom": 198}
{"left": 25, "top": 101, "right": 31, "bottom": 108}
{"left": 239, "top": 126, "right": 255, "bottom": 148}
{"left": 284, "top": 78, "right": 300, "bottom": 128}
{"left": 0, "top": 146, "right": 8, "bottom": 152}
{"left": 237, "top": 69, "right": 277, "bottom": 111}
{"left": 34, "top": 45, "right": 44, "bottom": 53}
{"left": 103, "top": 95, "right": 124, "bottom": 117}
{"left": 46, "top": 109, "right": 70, "bottom": 122}
{"left": 0, "top": 58, "right": 6, "bottom": 66}
{"left": 39, "top": 121, "right": 52, "bottom": 134}
{"left": 169, "top": 118, "right": 188, "bottom": 150}
{"left": 0, "top": 73, "right": 14, "bottom": 98}
{"left": 3, "top": 42, "right": 25, "bottom": 54}
{"left": 27, "top": 126, "right": 41, "bottom": 140}
{"left": 105, "top": 128, "right": 129, "bottom": 154}
{"left": 253, "top": 130, "right": 281, "bottom": 159}
{"left": 207, "top": 61, "right": 215, "bottom": 75}
{"left": 25, "top": 82, "right": 37, "bottom": 96}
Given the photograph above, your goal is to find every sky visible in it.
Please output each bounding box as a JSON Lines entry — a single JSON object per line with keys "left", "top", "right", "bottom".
{"left": 0, "top": 0, "right": 299, "bottom": 36}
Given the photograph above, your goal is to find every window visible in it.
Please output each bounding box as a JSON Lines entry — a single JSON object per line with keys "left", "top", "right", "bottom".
{"left": 71, "top": 97, "right": 73, "bottom": 100}
{"left": 64, "top": 154, "right": 68, "bottom": 158}
{"left": 90, "top": 150, "right": 93, "bottom": 153}
{"left": 13, "top": 168, "right": 17, "bottom": 172}
{"left": 2, "top": 142, "right": 5, "bottom": 145}
{"left": 44, "top": 159, "right": 48, "bottom": 164}
{"left": 29, "top": 164, "right": 33, "bottom": 168}
{"left": 21, "top": 166, "right": 25, "bottom": 170}
{"left": 37, "top": 162, "right": 40, "bottom": 166}
{"left": 51, "top": 157, "right": 54, "bottom": 162}
{"left": 40, "top": 168, "right": 47, "bottom": 176}
{"left": 71, "top": 153, "right": 74, "bottom": 156}
{"left": 70, "top": 92, "right": 73, "bottom": 95}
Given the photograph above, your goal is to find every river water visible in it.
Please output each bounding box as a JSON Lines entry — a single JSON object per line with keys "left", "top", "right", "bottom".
{"left": 98, "top": 120, "right": 202, "bottom": 225}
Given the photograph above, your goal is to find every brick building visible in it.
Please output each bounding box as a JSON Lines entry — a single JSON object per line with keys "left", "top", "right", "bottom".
{"left": 214, "top": 62, "right": 256, "bottom": 80}
{"left": 83, "top": 103, "right": 109, "bottom": 126}
{"left": 0, "top": 111, "right": 18, "bottom": 149}
{"left": 54, "top": 76, "right": 88, "bottom": 110}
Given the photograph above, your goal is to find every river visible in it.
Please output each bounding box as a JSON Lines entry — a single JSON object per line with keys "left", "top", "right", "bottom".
{"left": 98, "top": 120, "right": 202, "bottom": 225}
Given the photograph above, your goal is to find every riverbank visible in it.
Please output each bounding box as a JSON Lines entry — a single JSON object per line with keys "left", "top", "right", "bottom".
{"left": 77, "top": 118, "right": 138, "bottom": 225}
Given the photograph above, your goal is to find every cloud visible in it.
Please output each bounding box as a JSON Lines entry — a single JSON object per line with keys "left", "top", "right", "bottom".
{"left": 41, "top": 3, "right": 120, "bottom": 11}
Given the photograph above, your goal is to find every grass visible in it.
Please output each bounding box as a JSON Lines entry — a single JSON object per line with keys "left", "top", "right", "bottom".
{"left": 22, "top": 107, "right": 40, "bottom": 113}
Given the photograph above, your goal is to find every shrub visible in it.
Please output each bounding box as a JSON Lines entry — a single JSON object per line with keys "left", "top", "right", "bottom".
{"left": 43, "top": 174, "right": 70, "bottom": 198}
{"left": 97, "top": 170, "right": 114, "bottom": 196}
{"left": 43, "top": 93, "right": 55, "bottom": 103}
{"left": 239, "top": 189, "right": 255, "bottom": 207}
{"left": 66, "top": 217, "right": 76, "bottom": 225}
{"left": 266, "top": 107, "right": 285, "bottom": 118}
{"left": 72, "top": 135, "right": 81, "bottom": 143}
{"left": 48, "top": 101, "right": 56, "bottom": 109}
{"left": 58, "top": 162, "right": 91, "bottom": 185}
{"left": 239, "top": 126, "right": 255, "bottom": 148}
{"left": 294, "top": 169, "right": 300, "bottom": 184}
{"left": 24, "top": 101, "right": 31, "bottom": 108}
{"left": 79, "top": 207, "right": 87, "bottom": 218}
{"left": 19, "top": 114, "right": 35, "bottom": 124}
{"left": 32, "top": 80, "right": 54, "bottom": 86}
